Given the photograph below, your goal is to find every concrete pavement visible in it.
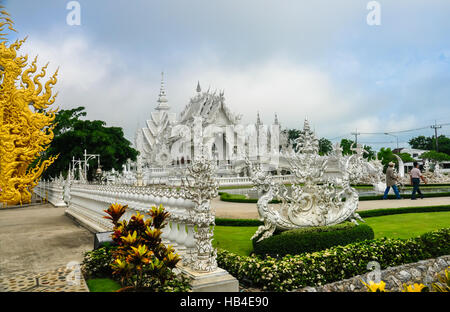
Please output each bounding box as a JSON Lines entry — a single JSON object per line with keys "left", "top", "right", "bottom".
{"left": 0, "top": 204, "right": 92, "bottom": 291}
{"left": 212, "top": 196, "right": 450, "bottom": 219}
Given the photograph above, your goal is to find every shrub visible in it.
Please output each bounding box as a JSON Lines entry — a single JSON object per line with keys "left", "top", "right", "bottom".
{"left": 419, "top": 228, "right": 450, "bottom": 256}
{"left": 217, "top": 228, "right": 449, "bottom": 291}
{"left": 252, "top": 222, "right": 375, "bottom": 257}
{"left": 103, "top": 203, "right": 185, "bottom": 291}
{"left": 81, "top": 244, "right": 117, "bottom": 279}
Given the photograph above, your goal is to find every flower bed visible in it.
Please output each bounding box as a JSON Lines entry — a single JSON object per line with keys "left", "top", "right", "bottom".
{"left": 217, "top": 228, "right": 450, "bottom": 291}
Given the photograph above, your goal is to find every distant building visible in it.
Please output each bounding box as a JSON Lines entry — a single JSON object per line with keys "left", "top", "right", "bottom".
{"left": 393, "top": 147, "right": 450, "bottom": 173}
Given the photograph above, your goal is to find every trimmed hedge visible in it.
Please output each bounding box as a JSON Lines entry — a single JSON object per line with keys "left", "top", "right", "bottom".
{"left": 252, "top": 222, "right": 375, "bottom": 257}
{"left": 219, "top": 192, "right": 281, "bottom": 204}
{"left": 217, "top": 228, "right": 450, "bottom": 291}
{"left": 219, "top": 191, "right": 450, "bottom": 203}
{"left": 216, "top": 218, "right": 263, "bottom": 227}
{"left": 359, "top": 191, "right": 450, "bottom": 201}
{"left": 358, "top": 205, "right": 450, "bottom": 218}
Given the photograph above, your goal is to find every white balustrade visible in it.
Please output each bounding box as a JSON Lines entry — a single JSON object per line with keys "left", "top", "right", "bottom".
{"left": 34, "top": 180, "right": 66, "bottom": 207}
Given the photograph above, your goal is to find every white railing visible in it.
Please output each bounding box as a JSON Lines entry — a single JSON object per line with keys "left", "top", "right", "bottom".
{"left": 217, "top": 174, "right": 295, "bottom": 186}
{"left": 34, "top": 180, "right": 66, "bottom": 207}
{"left": 61, "top": 156, "right": 219, "bottom": 273}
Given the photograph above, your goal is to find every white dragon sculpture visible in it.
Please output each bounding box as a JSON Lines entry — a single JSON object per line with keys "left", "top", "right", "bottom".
{"left": 247, "top": 120, "right": 363, "bottom": 242}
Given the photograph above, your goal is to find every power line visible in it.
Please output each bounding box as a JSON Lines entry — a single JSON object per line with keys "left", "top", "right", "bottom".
{"left": 350, "top": 129, "right": 360, "bottom": 145}
{"left": 359, "top": 122, "right": 450, "bottom": 135}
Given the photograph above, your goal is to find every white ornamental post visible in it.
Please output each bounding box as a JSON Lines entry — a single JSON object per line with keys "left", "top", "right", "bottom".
{"left": 182, "top": 153, "right": 219, "bottom": 272}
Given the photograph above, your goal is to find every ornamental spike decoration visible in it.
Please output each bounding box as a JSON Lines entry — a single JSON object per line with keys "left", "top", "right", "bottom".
{"left": 182, "top": 147, "right": 219, "bottom": 272}
{"left": 0, "top": 8, "right": 58, "bottom": 205}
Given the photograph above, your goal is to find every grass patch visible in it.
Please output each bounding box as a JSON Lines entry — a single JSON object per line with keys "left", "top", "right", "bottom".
{"left": 212, "top": 226, "right": 257, "bottom": 256}
{"left": 213, "top": 211, "right": 450, "bottom": 256}
{"left": 364, "top": 211, "right": 450, "bottom": 239}
{"left": 86, "top": 278, "right": 121, "bottom": 292}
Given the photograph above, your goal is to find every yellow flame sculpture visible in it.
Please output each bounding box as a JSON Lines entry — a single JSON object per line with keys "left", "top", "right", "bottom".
{"left": 0, "top": 7, "right": 58, "bottom": 205}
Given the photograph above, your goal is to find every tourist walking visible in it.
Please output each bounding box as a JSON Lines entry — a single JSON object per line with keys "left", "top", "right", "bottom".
{"left": 410, "top": 162, "right": 427, "bottom": 200}
{"left": 383, "top": 162, "right": 402, "bottom": 199}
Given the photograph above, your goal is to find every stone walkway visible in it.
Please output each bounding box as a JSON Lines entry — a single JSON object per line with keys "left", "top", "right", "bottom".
{"left": 213, "top": 196, "right": 450, "bottom": 219}
{"left": 0, "top": 266, "right": 89, "bottom": 292}
{"left": 0, "top": 204, "right": 93, "bottom": 292}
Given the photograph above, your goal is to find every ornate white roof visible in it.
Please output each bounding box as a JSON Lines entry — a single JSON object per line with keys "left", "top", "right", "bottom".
{"left": 179, "top": 86, "right": 242, "bottom": 126}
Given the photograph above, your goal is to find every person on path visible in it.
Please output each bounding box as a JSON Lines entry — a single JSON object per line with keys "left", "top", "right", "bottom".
{"left": 383, "top": 162, "right": 402, "bottom": 199}
{"left": 410, "top": 162, "right": 427, "bottom": 200}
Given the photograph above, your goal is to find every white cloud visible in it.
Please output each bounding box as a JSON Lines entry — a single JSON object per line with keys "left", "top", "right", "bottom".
{"left": 16, "top": 32, "right": 445, "bottom": 151}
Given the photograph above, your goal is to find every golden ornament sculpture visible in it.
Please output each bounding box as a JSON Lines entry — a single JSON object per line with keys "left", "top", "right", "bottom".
{"left": 0, "top": 7, "right": 58, "bottom": 205}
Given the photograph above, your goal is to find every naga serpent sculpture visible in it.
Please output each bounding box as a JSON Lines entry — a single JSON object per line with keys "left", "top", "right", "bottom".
{"left": 246, "top": 120, "right": 363, "bottom": 242}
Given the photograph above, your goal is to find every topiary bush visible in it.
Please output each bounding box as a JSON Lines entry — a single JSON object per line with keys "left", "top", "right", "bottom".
{"left": 252, "top": 222, "right": 375, "bottom": 257}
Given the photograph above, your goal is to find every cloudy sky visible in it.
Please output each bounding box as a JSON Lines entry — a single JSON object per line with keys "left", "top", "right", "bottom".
{"left": 4, "top": 0, "right": 450, "bottom": 150}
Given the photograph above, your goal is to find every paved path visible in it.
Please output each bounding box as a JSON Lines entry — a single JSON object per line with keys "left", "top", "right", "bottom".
{"left": 212, "top": 196, "right": 450, "bottom": 219}
{"left": 0, "top": 204, "right": 92, "bottom": 292}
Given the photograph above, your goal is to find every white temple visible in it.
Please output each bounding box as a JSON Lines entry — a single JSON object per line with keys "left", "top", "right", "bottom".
{"left": 134, "top": 73, "right": 289, "bottom": 181}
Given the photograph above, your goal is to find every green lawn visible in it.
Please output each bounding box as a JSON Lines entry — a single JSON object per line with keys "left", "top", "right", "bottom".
{"left": 212, "top": 212, "right": 450, "bottom": 256}
{"left": 212, "top": 226, "right": 257, "bottom": 256}
{"left": 364, "top": 211, "right": 450, "bottom": 239}
{"left": 86, "top": 278, "right": 121, "bottom": 292}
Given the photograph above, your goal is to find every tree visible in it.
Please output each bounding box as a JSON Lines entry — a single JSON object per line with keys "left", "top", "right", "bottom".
{"left": 340, "top": 139, "right": 354, "bottom": 156}
{"left": 433, "top": 135, "right": 450, "bottom": 155}
{"left": 363, "top": 145, "right": 376, "bottom": 161}
{"left": 284, "top": 129, "right": 301, "bottom": 150}
{"left": 41, "top": 107, "right": 138, "bottom": 180}
{"left": 0, "top": 8, "right": 58, "bottom": 205}
{"left": 408, "top": 136, "right": 433, "bottom": 150}
{"left": 409, "top": 135, "right": 450, "bottom": 155}
{"left": 318, "top": 138, "right": 332, "bottom": 156}
{"left": 420, "top": 151, "right": 450, "bottom": 162}
{"left": 377, "top": 147, "right": 415, "bottom": 171}
{"left": 339, "top": 139, "right": 374, "bottom": 160}
{"left": 377, "top": 147, "right": 395, "bottom": 171}
{"left": 399, "top": 153, "right": 415, "bottom": 163}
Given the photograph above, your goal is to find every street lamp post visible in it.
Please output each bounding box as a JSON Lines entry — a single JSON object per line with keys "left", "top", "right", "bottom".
{"left": 83, "top": 149, "right": 101, "bottom": 182}
{"left": 384, "top": 133, "right": 399, "bottom": 151}
{"left": 71, "top": 151, "right": 101, "bottom": 181}
{"left": 72, "top": 156, "right": 85, "bottom": 181}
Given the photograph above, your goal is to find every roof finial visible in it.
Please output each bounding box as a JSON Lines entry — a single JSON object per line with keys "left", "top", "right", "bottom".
{"left": 156, "top": 71, "right": 169, "bottom": 110}
{"left": 274, "top": 113, "right": 279, "bottom": 125}
{"left": 196, "top": 81, "right": 201, "bottom": 93}
{"left": 256, "top": 111, "right": 261, "bottom": 125}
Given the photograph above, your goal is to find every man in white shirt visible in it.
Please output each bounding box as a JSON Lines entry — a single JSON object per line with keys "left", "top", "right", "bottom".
{"left": 410, "top": 162, "right": 427, "bottom": 200}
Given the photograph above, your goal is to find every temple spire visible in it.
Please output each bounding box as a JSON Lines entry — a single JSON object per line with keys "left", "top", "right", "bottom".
{"left": 256, "top": 111, "right": 261, "bottom": 126}
{"left": 156, "top": 71, "right": 169, "bottom": 111}
{"left": 196, "top": 81, "right": 201, "bottom": 93}
{"left": 274, "top": 113, "right": 279, "bottom": 125}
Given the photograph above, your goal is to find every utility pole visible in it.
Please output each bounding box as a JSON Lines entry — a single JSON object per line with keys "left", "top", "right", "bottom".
{"left": 350, "top": 129, "right": 360, "bottom": 145}
{"left": 431, "top": 121, "right": 442, "bottom": 152}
